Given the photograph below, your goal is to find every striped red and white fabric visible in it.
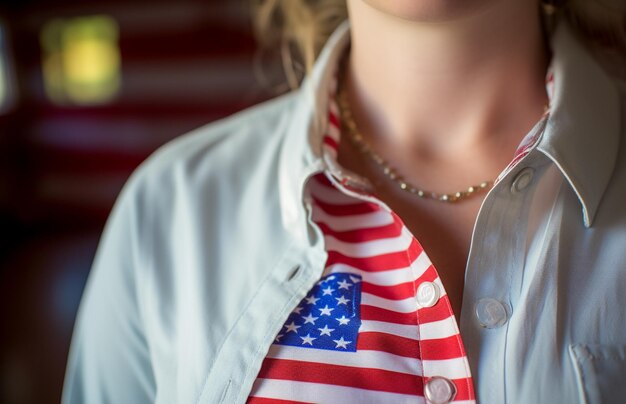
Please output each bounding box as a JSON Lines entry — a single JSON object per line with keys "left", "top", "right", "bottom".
{"left": 248, "top": 77, "right": 476, "bottom": 403}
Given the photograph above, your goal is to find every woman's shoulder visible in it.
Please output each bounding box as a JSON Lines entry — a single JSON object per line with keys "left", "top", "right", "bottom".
{"left": 121, "top": 90, "right": 301, "bottom": 202}
{"left": 143, "top": 91, "right": 299, "bottom": 178}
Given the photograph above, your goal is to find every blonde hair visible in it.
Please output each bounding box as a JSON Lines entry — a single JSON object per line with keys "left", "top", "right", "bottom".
{"left": 251, "top": 0, "right": 626, "bottom": 88}
{"left": 251, "top": 0, "right": 347, "bottom": 90}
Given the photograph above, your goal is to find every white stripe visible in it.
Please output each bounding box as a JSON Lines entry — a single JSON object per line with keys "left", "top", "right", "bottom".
{"left": 361, "top": 293, "right": 418, "bottom": 313}
{"left": 326, "top": 122, "right": 340, "bottom": 141}
{"left": 360, "top": 320, "right": 419, "bottom": 340}
{"left": 325, "top": 264, "right": 412, "bottom": 285}
{"left": 323, "top": 227, "right": 413, "bottom": 257}
{"left": 309, "top": 176, "right": 360, "bottom": 205}
{"left": 250, "top": 378, "right": 426, "bottom": 404}
{"left": 419, "top": 314, "right": 460, "bottom": 341}
{"left": 359, "top": 316, "right": 459, "bottom": 341}
{"left": 411, "top": 251, "right": 432, "bottom": 280}
{"left": 265, "top": 344, "right": 421, "bottom": 375}
{"left": 312, "top": 206, "right": 394, "bottom": 231}
{"left": 323, "top": 143, "right": 338, "bottom": 156}
{"left": 422, "top": 356, "right": 474, "bottom": 380}
{"left": 324, "top": 252, "right": 432, "bottom": 286}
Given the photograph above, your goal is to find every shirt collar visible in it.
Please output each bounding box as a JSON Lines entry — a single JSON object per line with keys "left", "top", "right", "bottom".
{"left": 538, "top": 22, "right": 621, "bottom": 227}
{"left": 278, "top": 19, "right": 621, "bottom": 239}
{"left": 278, "top": 21, "right": 350, "bottom": 243}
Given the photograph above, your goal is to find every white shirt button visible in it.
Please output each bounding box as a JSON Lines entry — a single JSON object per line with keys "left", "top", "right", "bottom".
{"left": 424, "top": 376, "right": 457, "bottom": 404}
{"left": 511, "top": 167, "right": 534, "bottom": 194}
{"left": 475, "top": 298, "right": 508, "bottom": 328}
{"left": 416, "top": 281, "right": 440, "bottom": 308}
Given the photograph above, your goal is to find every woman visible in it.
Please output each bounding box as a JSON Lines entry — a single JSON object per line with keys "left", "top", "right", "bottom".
{"left": 63, "top": 0, "right": 626, "bottom": 403}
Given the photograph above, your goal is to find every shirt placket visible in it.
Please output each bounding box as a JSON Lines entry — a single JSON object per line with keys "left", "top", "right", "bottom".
{"left": 460, "top": 150, "right": 551, "bottom": 403}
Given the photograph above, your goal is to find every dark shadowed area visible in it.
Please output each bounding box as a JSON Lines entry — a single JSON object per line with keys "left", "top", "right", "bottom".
{"left": 0, "top": 0, "right": 279, "bottom": 402}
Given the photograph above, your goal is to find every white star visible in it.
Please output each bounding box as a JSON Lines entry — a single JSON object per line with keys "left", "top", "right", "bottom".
{"left": 318, "top": 305, "right": 334, "bottom": 316}
{"left": 302, "top": 313, "right": 319, "bottom": 325}
{"left": 333, "top": 336, "right": 351, "bottom": 349}
{"left": 275, "top": 333, "right": 284, "bottom": 342}
{"left": 336, "top": 315, "right": 350, "bottom": 325}
{"left": 284, "top": 321, "right": 301, "bottom": 333}
{"left": 300, "top": 334, "right": 316, "bottom": 345}
{"left": 335, "top": 295, "right": 350, "bottom": 305}
{"left": 318, "top": 275, "right": 335, "bottom": 285}
{"left": 322, "top": 286, "right": 335, "bottom": 296}
{"left": 337, "top": 279, "right": 352, "bottom": 290}
{"left": 304, "top": 295, "right": 320, "bottom": 305}
{"left": 318, "top": 325, "right": 335, "bottom": 336}
{"left": 292, "top": 306, "right": 304, "bottom": 314}
{"left": 349, "top": 275, "right": 361, "bottom": 283}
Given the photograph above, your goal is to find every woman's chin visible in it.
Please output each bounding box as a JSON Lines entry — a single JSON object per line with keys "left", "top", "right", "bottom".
{"left": 359, "top": 0, "right": 499, "bottom": 23}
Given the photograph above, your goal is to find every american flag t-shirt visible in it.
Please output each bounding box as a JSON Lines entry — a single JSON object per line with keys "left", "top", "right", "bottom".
{"left": 248, "top": 172, "right": 476, "bottom": 403}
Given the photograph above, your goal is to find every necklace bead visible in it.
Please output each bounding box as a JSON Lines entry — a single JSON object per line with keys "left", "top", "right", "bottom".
{"left": 336, "top": 82, "right": 493, "bottom": 204}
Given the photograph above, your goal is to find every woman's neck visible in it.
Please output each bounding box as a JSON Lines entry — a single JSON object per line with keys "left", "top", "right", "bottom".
{"left": 345, "top": 0, "right": 550, "bottom": 162}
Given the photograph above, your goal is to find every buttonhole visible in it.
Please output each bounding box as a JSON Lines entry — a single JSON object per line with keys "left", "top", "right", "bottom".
{"left": 286, "top": 265, "right": 301, "bottom": 282}
{"left": 218, "top": 379, "right": 233, "bottom": 404}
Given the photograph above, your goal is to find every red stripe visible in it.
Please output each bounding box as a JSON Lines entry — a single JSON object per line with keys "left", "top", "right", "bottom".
{"left": 312, "top": 173, "right": 335, "bottom": 188}
{"left": 357, "top": 332, "right": 420, "bottom": 359}
{"left": 361, "top": 305, "right": 417, "bottom": 325}
{"left": 407, "top": 238, "right": 424, "bottom": 261}
{"left": 323, "top": 135, "right": 338, "bottom": 150}
{"left": 326, "top": 250, "right": 408, "bottom": 272}
{"left": 312, "top": 196, "right": 380, "bottom": 216}
{"left": 420, "top": 335, "right": 465, "bottom": 360}
{"left": 415, "top": 265, "right": 438, "bottom": 284}
{"left": 362, "top": 281, "right": 416, "bottom": 300}
{"left": 417, "top": 295, "right": 455, "bottom": 324}
{"left": 257, "top": 358, "right": 423, "bottom": 396}
{"left": 325, "top": 238, "right": 421, "bottom": 271}
{"left": 361, "top": 298, "right": 452, "bottom": 325}
{"left": 385, "top": 211, "right": 425, "bottom": 262}
{"left": 451, "top": 377, "right": 476, "bottom": 401}
{"left": 406, "top": 237, "right": 424, "bottom": 262}
{"left": 329, "top": 110, "right": 341, "bottom": 129}
{"left": 359, "top": 331, "right": 466, "bottom": 362}
{"left": 315, "top": 221, "right": 403, "bottom": 243}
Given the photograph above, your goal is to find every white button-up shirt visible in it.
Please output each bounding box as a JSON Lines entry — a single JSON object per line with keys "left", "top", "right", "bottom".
{"left": 63, "top": 20, "right": 626, "bottom": 404}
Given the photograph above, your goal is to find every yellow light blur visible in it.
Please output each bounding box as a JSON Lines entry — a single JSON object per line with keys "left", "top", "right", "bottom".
{"left": 41, "top": 15, "right": 121, "bottom": 105}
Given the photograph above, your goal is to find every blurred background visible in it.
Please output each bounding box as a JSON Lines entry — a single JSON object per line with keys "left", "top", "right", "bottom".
{"left": 0, "top": 0, "right": 279, "bottom": 402}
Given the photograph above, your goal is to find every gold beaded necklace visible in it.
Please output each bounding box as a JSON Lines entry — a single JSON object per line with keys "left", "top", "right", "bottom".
{"left": 336, "top": 83, "right": 492, "bottom": 203}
